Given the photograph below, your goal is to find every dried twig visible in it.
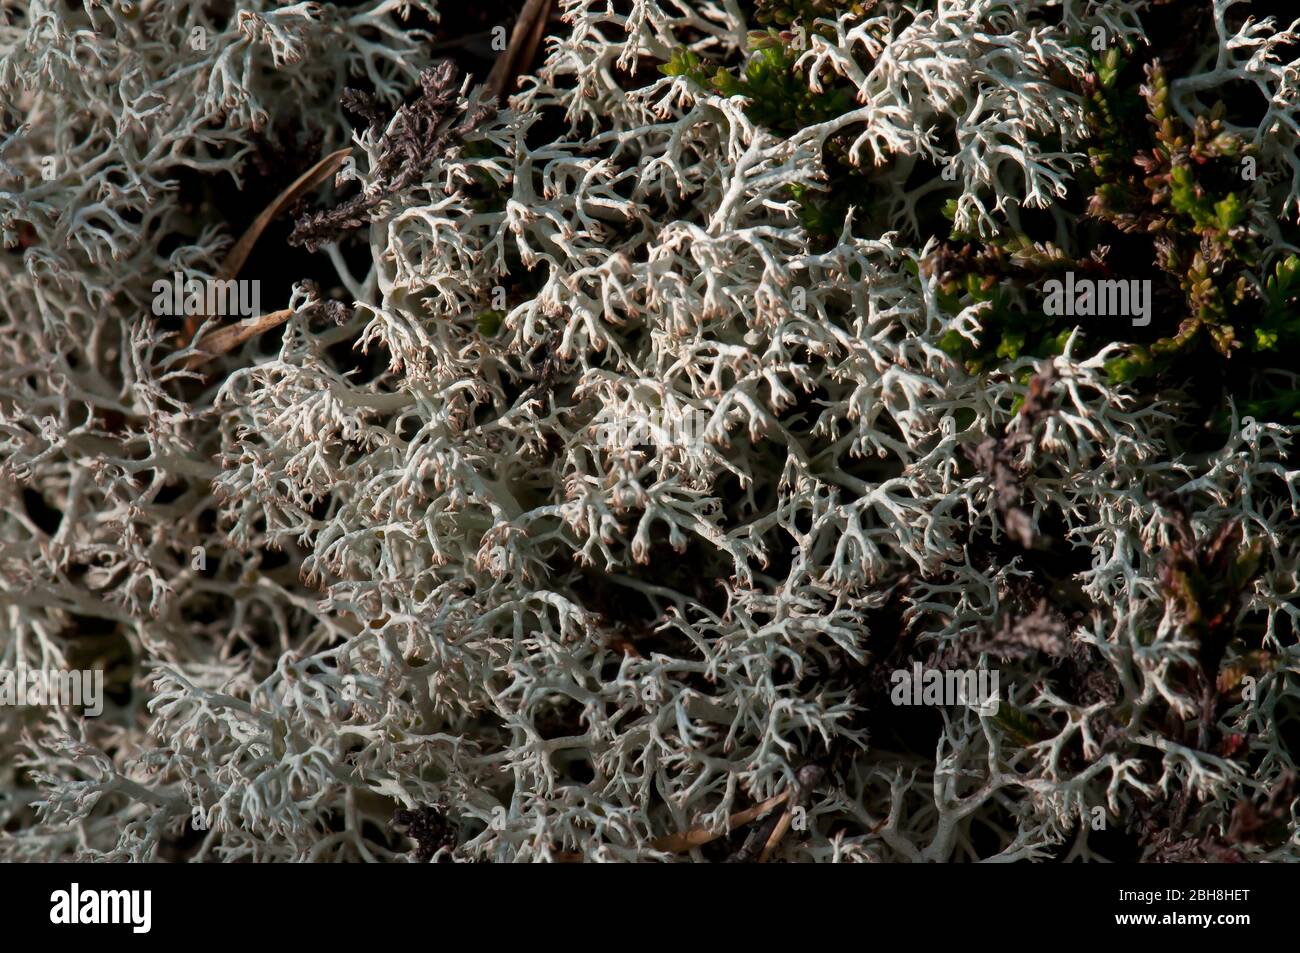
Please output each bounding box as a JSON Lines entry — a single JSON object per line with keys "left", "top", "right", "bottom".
{"left": 220, "top": 148, "right": 353, "bottom": 282}
{"left": 756, "top": 765, "right": 824, "bottom": 862}
{"left": 183, "top": 309, "right": 294, "bottom": 371}
{"left": 485, "top": 0, "right": 554, "bottom": 101}
{"left": 180, "top": 148, "right": 351, "bottom": 346}
{"left": 547, "top": 790, "right": 791, "bottom": 862}
{"left": 727, "top": 808, "right": 786, "bottom": 863}
{"left": 650, "top": 791, "right": 790, "bottom": 853}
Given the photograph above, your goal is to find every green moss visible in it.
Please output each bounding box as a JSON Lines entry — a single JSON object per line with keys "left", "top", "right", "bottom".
{"left": 992, "top": 702, "right": 1046, "bottom": 747}
{"left": 660, "top": 25, "right": 875, "bottom": 247}
{"left": 923, "top": 236, "right": 1084, "bottom": 374}
{"left": 1256, "top": 255, "right": 1300, "bottom": 353}
{"left": 477, "top": 310, "right": 504, "bottom": 336}
{"left": 460, "top": 139, "right": 509, "bottom": 214}
{"left": 660, "top": 35, "right": 858, "bottom": 136}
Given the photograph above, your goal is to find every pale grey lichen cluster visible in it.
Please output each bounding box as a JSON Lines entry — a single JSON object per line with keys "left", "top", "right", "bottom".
{"left": 2, "top": 0, "right": 1300, "bottom": 862}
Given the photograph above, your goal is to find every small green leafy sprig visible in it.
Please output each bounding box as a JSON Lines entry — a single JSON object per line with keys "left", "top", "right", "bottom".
{"left": 1086, "top": 55, "right": 1269, "bottom": 381}
{"left": 925, "top": 47, "right": 1300, "bottom": 420}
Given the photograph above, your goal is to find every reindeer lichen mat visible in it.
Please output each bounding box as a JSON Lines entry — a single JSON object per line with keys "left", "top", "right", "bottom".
{"left": 2, "top": 0, "right": 1299, "bottom": 863}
